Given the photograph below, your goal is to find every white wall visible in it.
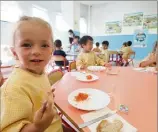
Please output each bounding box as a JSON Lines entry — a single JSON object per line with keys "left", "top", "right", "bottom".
{"left": 74, "top": 2, "right": 80, "bottom": 31}
{"left": 0, "top": 1, "right": 82, "bottom": 50}
{"left": 1, "top": 1, "right": 61, "bottom": 45}
{"left": 91, "top": 1, "right": 157, "bottom": 36}
{"left": 80, "top": 3, "right": 89, "bottom": 36}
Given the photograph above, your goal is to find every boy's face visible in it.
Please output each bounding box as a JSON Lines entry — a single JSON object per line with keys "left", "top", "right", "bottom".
{"left": 102, "top": 44, "right": 108, "bottom": 50}
{"left": 82, "top": 40, "right": 93, "bottom": 52}
{"left": 11, "top": 21, "right": 53, "bottom": 74}
{"left": 74, "top": 38, "right": 78, "bottom": 43}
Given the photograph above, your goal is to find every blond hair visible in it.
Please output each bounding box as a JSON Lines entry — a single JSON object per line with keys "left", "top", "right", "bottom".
{"left": 11, "top": 16, "right": 53, "bottom": 47}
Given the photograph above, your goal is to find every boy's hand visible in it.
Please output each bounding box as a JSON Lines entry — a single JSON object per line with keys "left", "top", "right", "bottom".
{"left": 51, "top": 88, "right": 55, "bottom": 98}
{"left": 104, "top": 63, "right": 112, "bottom": 68}
{"left": 80, "top": 64, "right": 87, "bottom": 70}
{"left": 33, "top": 92, "right": 56, "bottom": 131}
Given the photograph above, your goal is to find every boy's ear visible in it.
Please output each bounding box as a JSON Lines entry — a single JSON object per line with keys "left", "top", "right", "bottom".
{"left": 81, "top": 44, "right": 84, "bottom": 48}
{"left": 10, "top": 47, "right": 18, "bottom": 60}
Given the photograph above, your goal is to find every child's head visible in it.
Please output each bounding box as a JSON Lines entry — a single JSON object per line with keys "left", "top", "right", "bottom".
{"left": 54, "top": 39, "right": 62, "bottom": 49}
{"left": 122, "top": 42, "right": 127, "bottom": 47}
{"left": 102, "top": 41, "right": 109, "bottom": 50}
{"left": 11, "top": 16, "right": 54, "bottom": 74}
{"left": 96, "top": 42, "right": 100, "bottom": 48}
{"left": 68, "top": 29, "right": 74, "bottom": 36}
{"left": 73, "top": 36, "right": 80, "bottom": 44}
{"left": 80, "top": 36, "right": 93, "bottom": 52}
{"left": 127, "top": 41, "right": 132, "bottom": 46}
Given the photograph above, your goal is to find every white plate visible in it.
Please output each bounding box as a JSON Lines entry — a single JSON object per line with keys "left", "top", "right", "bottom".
{"left": 87, "top": 66, "right": 106, "bottom": 72}
{"left": 76, "top": 73, "right": 99, "bottom": 82}
{"left": 133, "top": 68, "right": 146, "bottom": 71}
{"left": 68, "top": 88, "right": 110, "bottom": 111}
{"left": 133, "top": 67, "right": 157, "bottom": 73}
{"left": 146, "top": 67, "right": 157, "bottom": 72}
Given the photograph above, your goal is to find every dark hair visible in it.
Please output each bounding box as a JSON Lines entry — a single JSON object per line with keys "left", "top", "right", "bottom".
{"left": 127, "top": 41, "right": 132, "bottom": 46}
{"left": 68, "top": 29, "right": 74, "bottom": 34}
{"left": 102, "top": 41, "right": 109, "bottom": 47}
{"left": 54, "top": 39, "right": 62, "bottom": 48}
{"left": 79, "top": 35, "right": 93, "bottom": 45}
{"left": 96, "top": 42, "right": 100, "bottom": 47}
{"left": 74, "top": 36, "right": 80, "bottom": 40}
{"left": 123, "top": 42, "right": 127, "bottom": 47}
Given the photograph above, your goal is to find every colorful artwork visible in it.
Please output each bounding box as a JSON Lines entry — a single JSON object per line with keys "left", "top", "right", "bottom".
{"left": 123, "top": 12, "right": 143, "bottom": 26}
{"left": 105, "top": 21, "right": 122, "bottom": 33}
{"left": 143, "top": 14, "right": 157, "bottom": 29}
{"left": 133, "top": 29, "right": 148, "bottom": 48}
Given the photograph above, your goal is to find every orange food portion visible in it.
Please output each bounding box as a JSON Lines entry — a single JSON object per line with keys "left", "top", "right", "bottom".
{"left": 86, "top": 75, "right": 93, "bottom": 80}
{"left": 75, "top": 93, "right": 89, "bottom": 102}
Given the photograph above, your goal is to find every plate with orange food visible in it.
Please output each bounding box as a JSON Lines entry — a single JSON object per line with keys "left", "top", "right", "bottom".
{"left": 76, "top": 73, "right": 99, "bottom": 82}
{"left": 68, "top": 88, "right": 110, "bottom": 110}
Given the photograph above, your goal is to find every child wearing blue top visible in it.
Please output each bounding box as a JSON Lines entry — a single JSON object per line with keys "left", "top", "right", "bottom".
{"left": 53, "top": 40, "right": 69, "bottom": 66}
{"left": 71, "top": 36, "right": 80, "bottom": 52}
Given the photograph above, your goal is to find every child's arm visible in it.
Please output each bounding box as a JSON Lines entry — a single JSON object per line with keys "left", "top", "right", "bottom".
{"left": 139, "top": 54, "right": 156, "bottom": 67}
{"left": 76, "top": 54, "right": 86, "bottom": 70}
{"left": 140, "top": 60, "right": 156, "bottom": 67}
{"left": 1, "top": 87, "right": 55, "bottom": 132}
{"left": 94, "top": 52, "right": 111, "bottom": 67}
{"left": 20, "top": 124, "right": 41, "bottom": 132}
{"left": 21, "top": 92, "right": 55, "bottom": 132}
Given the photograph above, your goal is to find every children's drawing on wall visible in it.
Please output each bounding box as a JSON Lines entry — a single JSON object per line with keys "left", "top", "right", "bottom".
{"left": 105, "top": 21, "right": 122, "bottom": 34}
{"left": 143, "top": 14, "right": 157, "bottom": 29}
{"left": 133, "top": 29, "right": 148, "bottom": 48}
{"left": 123, "top": 12, "right": 143, "bottom": 26}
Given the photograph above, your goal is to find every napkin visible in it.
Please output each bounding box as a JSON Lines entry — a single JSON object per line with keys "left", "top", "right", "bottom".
{"left": 81, "top": 107, "right": 137, "bottom": 132}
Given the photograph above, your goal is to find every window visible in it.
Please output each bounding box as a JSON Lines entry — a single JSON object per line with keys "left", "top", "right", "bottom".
{"left": 0, "top": 1, "right": 22, "bottom": 22}
{"left": 32, "top": 5, "right": 49, "bottom": 22}
{"left": 80, "top": 17, "right": 87, "bottom": 34}
{"left": 55, "top": 13, "right": 70, "bottom": 31}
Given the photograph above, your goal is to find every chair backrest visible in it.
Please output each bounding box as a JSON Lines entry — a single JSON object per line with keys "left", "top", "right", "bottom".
{"left": 48, "top": 69, "right": 64, "bottom": 86}
{"left": 108, "top": 50, "right": 119, "bottom": 62}
{"left": 68, "top": 61, "right": 76, "bottom": 72}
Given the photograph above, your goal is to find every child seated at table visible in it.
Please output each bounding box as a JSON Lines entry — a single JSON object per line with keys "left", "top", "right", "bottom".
{"left": 120, "top": 42, "right": 127, "bottom": 50}
{"left": 139, "top": 41, "right": 157, "bottom": 68}
{"left": 76, "top": 36, "right": 111, "bottom": 70}
{"left": 120, "top": 41, "right": 134, "bottom": 66}
{"left": 93, "top": 42, "right": 101, "bottom": 53}
{"left": 1, "top": 16, "right": 73, "bottom": 132}
{"left": 53, "top": 39, "right": 69, "bottom": 67}
{"left": 99, "top": 41, "right": 110, "bottom": 63}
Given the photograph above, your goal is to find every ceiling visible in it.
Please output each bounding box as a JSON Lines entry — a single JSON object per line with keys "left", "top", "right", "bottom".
{"left": 78, "top": 1, "right": 114, "bottom": 5}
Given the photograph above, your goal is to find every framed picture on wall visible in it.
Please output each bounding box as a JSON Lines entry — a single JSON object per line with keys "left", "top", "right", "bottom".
{"left": 133, "top": 29, "right": 148, "bottom": 48}
{"left": 105, "top": 21, "right": 122, "bottom": 34}
{"left": 143, "top": 14, "right": 157, "bottom": 29}
{"left": 123, "top": 12, "right": 143, "bottom": 27}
